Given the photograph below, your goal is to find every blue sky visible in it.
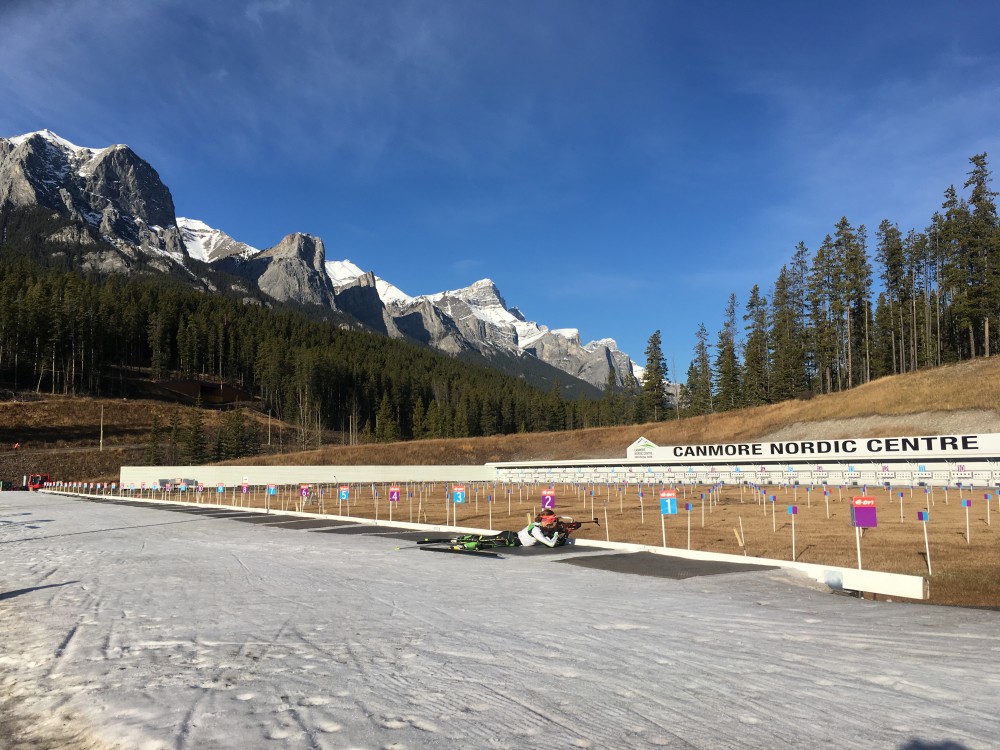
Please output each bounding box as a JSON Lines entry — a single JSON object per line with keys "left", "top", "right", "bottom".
{"left": 3, "top": 1, "right": 1000, "bottom": 379}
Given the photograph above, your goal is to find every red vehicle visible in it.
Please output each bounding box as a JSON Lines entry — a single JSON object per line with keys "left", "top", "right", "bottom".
{"left": 28, "top": 474, "right": 50, "bottom": 491}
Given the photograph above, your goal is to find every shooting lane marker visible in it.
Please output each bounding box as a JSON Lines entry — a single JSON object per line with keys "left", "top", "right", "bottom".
{"left": 962, "top": 498, "right": 972, "bottom": 544}
{"left": 788, "top": 505, "right": 798, "bottom": 560}
{"left": 452, "top": 485, "right": 467, "bottom": 528}
{"left": 659, "top": 490, "right": 677, "bottom": 548}
{"left": 918, "top": 510, "right": 931, "bottom": 575}
{"left": 851, "top": 496, "right": 878, "bottom": 570}
{"left": 389, "top": 485, "right": 400, "bottom": 523}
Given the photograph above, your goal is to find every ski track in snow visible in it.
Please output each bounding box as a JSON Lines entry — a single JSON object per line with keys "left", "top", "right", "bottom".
{"left": 1, "top": 493, "right": 999, "bottom": 749}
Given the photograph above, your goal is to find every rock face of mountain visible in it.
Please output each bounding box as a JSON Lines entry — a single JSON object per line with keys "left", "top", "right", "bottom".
{"left": 0, "top": 130, "right": 187, "bottom": 273}
{"left": 1, "top": 129, "right": 639, "bottom": 391}
{"left": 524, "top": 332, "right": 636, "bottom": 389}
{"left": 250, "top": 233, "right": 337, "bottom": 307}
{"left": 331, "top": 272, "right": 395, "bottom": 336}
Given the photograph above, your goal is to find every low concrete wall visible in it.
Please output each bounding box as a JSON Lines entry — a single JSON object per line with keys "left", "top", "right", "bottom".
{"left": 119, "top": 464, "right": 495, "bottom": 486}
{"left": 573, "top": 538, "right": 929, "bottom": 600}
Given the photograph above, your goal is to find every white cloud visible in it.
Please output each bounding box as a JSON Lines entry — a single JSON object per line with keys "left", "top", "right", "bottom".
{"left": 245, "top": 0, "right": 292, "bottom": 26}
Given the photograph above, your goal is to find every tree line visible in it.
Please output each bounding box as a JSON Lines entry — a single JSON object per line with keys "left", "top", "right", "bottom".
{"left": 663, "top": 153, "right": 999, "bottom": 417}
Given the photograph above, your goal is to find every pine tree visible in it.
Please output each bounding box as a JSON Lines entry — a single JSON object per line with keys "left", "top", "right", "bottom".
{"left": 836, "top": 218, "right": 872, "bottom": 388}
{"left": 220, "top": 408, "right": 246, "bottom": 459}
{"left": 144, "top": 415, "right": 162, "bottom": 465}
{"left": 875, "top": 219, "right": 906, "bottom": 374}
{"left": 963, "top": 153, "right": 999, "bottom": 356}
{"left": 714, "top": 294, "right": 742, "bottom": 410}
{"left": 375, "top": 393, "right": 399, "bottom": 442}
{"left": 424, "top": 399, "right": 442, "bottom": 438}
{"left": 167, "top": 409, "right": 182, "bottom": 463}
{"left": 640, "top": 330, "right": 668, "bottom": 422}
{"left": 742, "top": 284, "right": 769, "bottom": 407}
{"left": 359, "top": 419, "right": 374, "bottom": 444}
{"left": 182, "top": 407, "right": 207, "bottom": 464}
{"left": 870, "top": 292, "right": 896, "bottom": 379}
{"left": 770, "top": 265, "right": 803, "bottom": 400}
{"left": 410, "top": 397, "right": 427, "bottom": 439}
{"left": 685, "top": 323, "right": 714, "bottom": 416}
{"left": 546, "top": 380, "right": 566, "bottom": 431}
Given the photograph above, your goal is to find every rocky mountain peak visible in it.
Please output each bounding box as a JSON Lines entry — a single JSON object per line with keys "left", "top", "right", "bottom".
{"left": 178, "top": 218, "right": 258, "bottom": 263}
{"left": 260, "top": 233, "right": 327, "bottom": 272}
{"left": 247, "top": 233, "right": 336, "bottom": 307}
{"left": 444, "top": 278, "right": 507, "bottom": 309}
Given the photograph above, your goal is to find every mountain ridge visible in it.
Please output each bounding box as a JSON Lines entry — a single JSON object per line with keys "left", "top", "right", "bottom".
{"left": 1, "top": 129, "right": 639, "bottom": 391}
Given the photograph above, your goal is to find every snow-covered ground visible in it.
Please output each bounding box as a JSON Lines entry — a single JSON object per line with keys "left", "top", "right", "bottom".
{"left": 2, "top": 493, "right": 997, "bottom": 750}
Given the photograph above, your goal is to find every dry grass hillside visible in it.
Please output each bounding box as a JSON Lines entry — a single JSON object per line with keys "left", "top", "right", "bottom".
{"left": 227, "top": 357, "right": 1000, "bottom": 467}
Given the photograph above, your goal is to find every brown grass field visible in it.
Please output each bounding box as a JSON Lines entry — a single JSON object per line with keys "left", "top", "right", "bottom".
{"left": 6, "top": 356, "right": 1000, "bottom": 608}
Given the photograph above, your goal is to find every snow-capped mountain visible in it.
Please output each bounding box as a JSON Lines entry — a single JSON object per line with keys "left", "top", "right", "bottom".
{"left": 0, "top": 129, "right": 188, "bottom": 275}
{"left": 178, "top": 217, "right": 257, "bottom": 263}
{"left": 325, "top": 260, "right": 413, "bottom": 306}
{"left": 323, "top": 270, "right": 638, "bottom": 389}
{"left": 1, "top": 129, "right": 638, "bottom": 391}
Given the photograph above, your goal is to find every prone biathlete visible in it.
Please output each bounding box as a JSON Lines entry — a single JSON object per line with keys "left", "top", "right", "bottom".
{"left": 451, "top": 509, "right": 581, "bottom": 550}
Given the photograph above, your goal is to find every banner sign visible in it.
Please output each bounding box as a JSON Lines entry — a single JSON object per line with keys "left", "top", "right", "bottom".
{"left": 627, "top": 434, "right": 993, "bottom": 464}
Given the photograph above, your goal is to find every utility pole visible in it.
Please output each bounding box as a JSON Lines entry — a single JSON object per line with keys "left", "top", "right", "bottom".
{"left": 99, "top": 404, "right": 104, "bottom": 452}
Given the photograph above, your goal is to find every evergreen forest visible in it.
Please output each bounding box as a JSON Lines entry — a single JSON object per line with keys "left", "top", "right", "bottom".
{"left": 0, "top": 243, "right": 631, "bottom": 447}
{"left": 678, "top": 153, "right": 1000, "bottom": 416}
